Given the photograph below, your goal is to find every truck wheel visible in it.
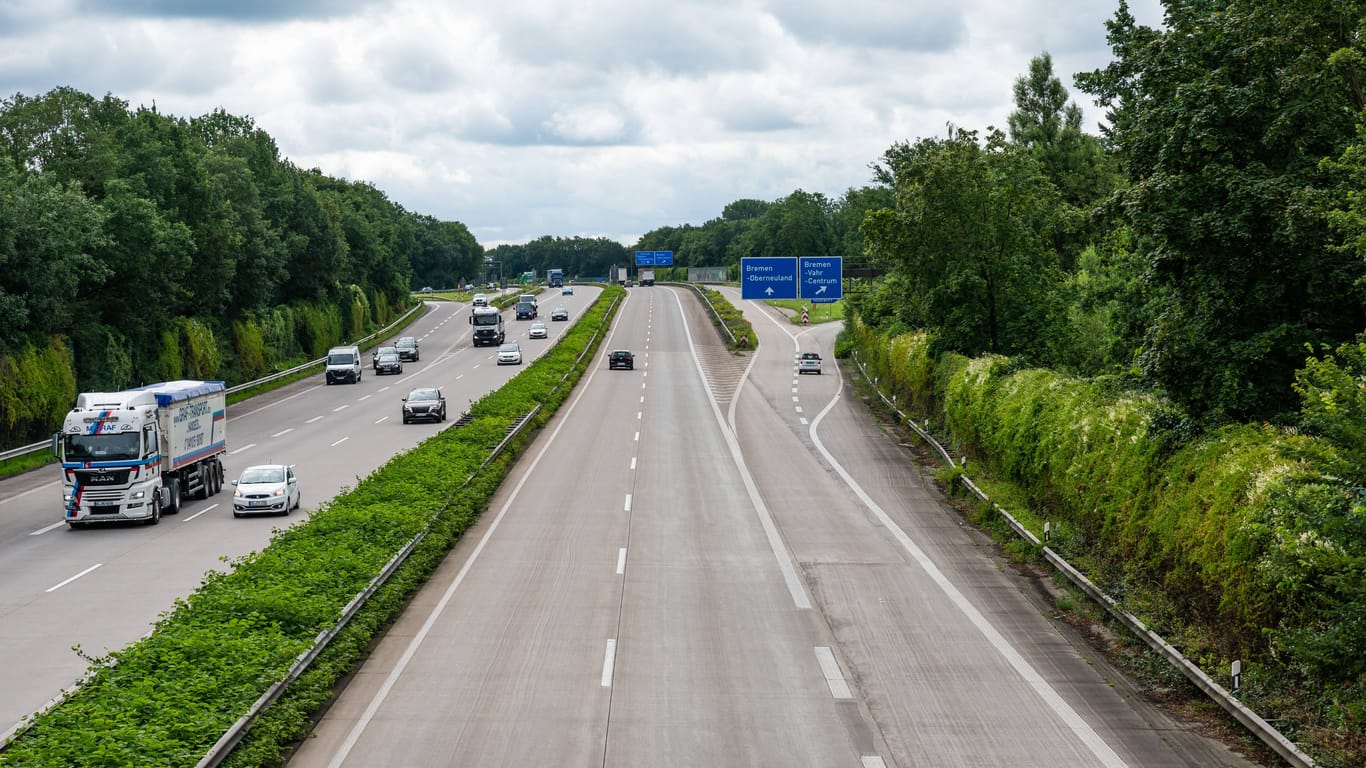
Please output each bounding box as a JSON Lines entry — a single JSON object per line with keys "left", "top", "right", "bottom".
{"left": 196, "top": 466, "right": 210, "bottom": 499}
{"left": 147, "top": 491, "right": 162, "bottom": 525}
{"left": 166, "top": 479, "right": 180, "bottom": 515}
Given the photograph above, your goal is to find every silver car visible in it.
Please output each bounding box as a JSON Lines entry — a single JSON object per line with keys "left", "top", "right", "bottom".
{"left": 232, "top": 464, "right": 300, "bottom": 517}
{"left": 528, "top": 322, "right": 548, "bottom": 339}
{"left": 497, "top": 342, "right": 523, "bottom": 365}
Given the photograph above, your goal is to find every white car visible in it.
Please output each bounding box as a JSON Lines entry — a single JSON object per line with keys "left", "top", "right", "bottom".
{"left": 528, "top": 322, "right": 548, "bottom": 339}
{"left": 472, "top": 293, "right": 489, "bottom": 307}
{"left": 497, "top": 342, "right": 523, "bottom": 365}
{"left": 232, "top": 464, "right": 300, "bottom": 517}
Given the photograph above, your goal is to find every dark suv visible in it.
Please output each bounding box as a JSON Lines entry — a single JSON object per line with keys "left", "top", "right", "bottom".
{"left": 515, "top": 302, "right": 537, "bottom": 320}
{"left": 395, "top": 336, "right": 420, "bottom": 361}
{"left": 609, "top": 349, "right": 634, "bottom": 370}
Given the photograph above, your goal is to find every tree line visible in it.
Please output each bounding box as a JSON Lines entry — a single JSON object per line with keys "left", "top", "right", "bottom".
{"left": 0, "top": 87, "right": 482, "bottom": 444}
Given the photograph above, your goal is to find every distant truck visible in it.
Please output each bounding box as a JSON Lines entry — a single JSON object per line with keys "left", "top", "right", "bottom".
{"left": 616, "top": 266, "right": 629, "bottom": 285}
{"left": 639, "top": 268, "right": 655, "bottom": 286}
{"left": 547, "top": 269, "right": 564, "bottom": 288}
{"left": 54, "top": 380, "right": 228, "bottom": 527}
{"left": 470, "top": 305, "right": 506, "bottom": 346}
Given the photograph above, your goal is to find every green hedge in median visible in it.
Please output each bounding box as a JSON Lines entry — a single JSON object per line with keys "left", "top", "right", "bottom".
{"left": 0, "top": 287, "right": 624, "bottom": 768}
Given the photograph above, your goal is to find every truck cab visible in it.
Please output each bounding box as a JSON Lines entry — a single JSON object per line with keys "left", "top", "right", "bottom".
{"left": 470, "top": 306, "right": 506, "bottom": 346}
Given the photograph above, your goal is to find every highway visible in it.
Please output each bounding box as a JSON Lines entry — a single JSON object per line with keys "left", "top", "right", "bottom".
{"left": 0, "top": 287, "right": 601, "bottom": 740}
{"left": 289, "top": 286, "right": 1258, "bottom": 768}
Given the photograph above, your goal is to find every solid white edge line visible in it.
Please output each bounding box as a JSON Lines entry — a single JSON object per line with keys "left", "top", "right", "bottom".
{"left": 672, "top": 289, "right": 811, "bottom": 610}
{"left": 616, "top": 548, "right": 627, "bottom": 575}
{"left": 325, "top": 313, "right": 622, "bottom": 767}
{"left": 30, "top": 521, "right": 66, "bottom": 536}
{"left": 601, "top": 639, "right": 617, "bottom": 687}
{"left": 46, "top": 563, "right": 102, "bottom": 593}
{"left": 804, "top": 359, "right": 1129, "bottom": 768}
{"left": 229, "top": 443, "right": 257, "bottom": 455}
{"left": 814, "top": 646, "right": 853, "bottom": 699}
{"left": 182, "top": 503, "right": 218, "bottom": 522}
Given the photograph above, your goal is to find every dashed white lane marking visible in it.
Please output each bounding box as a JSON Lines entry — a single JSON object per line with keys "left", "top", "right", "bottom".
{"left": 624, "top": 494, "right": 632, "bottom": 512}
{"left": 229, "top": 443, "right": 256, "bottom": 455}
{"left": 814, "top": 646, "right": 852, "bottom": 699}
{"left": 862, "top": 758, "right": 888, "bottom": 768}
{"left": 271, "top": 428, "right": 293, "bottom": 438}
{"left": 183, "top": 503, "right": 217, "bottom": 522}
{"left": 800, "top": 417, "right": 809, "bottom": 425}
{"left": 633, "top": 432, "right": 639, "bottom": 442}
{"left": 358, "top": 394, "right": 372, "bottom": 401}
{"left": 630, "top": 457, "right": 636, "bottom": 470}
{"left": 795, "top": 406, "right": 803, "bottom": 413}
{"left": 30, "top": 521, "right": 66, "bottom": 536}
{"left": 792, "top": 396, "right": 799, "bottom": 402}
{"left": 47, "top": 563, "right": 102, "bottom": 593}
{"left": 601, "top": 639, "right": 617, "bottom": 687}
{"left": 330, "top": 437, "right": 349, "bottom": 447}
{"left": 616, "top": 548, "right": 627, "bottom": 575}
{"left": 306, "top": 416, "right": 323, "bottom": 424}
{"left": 375, "top": 416, "right": 389, "bottom": 424}
{"left": 332, "top": 405, "right": 348, "bottom": 412}
{"left": 637, "top": 411, "right": 642, "bottom": 420}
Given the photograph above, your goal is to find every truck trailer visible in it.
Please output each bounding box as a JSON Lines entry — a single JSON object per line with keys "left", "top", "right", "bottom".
{"left": 616, "top": 266, "right": 629, "bottom": 285}
{"left": 54, "top": 380, "right": 228, "bottom": 527}
{"left": 639, "top": 268, "right": 655, "bottom": 286}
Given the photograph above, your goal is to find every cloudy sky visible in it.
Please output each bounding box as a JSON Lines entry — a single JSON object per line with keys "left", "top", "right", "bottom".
{"left": 0, "top": 0, "right": 1163, "bottom": 246}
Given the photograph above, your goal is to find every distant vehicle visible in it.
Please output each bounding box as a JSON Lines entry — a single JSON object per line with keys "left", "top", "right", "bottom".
{"left": 472, "top": 293, "right": 489, "bottom": 307}
{"left": 486, "top": 282, "right": 497, "bottom": 289}
{"left": 515, "top": 301, "right": 537, "bottom": 320}
{"left": 231, "top": 464, "right": 300, "bottom": 517}
{"left": 371, "top": 345, "right": 397, "bottom": 370}
{"left": 56, "top": 380, "right": 227, "bottom": 527}
{"left": 609, "top": 349, "right": 635, "bottom": 370}
{"left": 420, "top": 286, "right": 433, "bottom": 293}
{"left": 625, "top": 279, "right": 633, "bottom": 287}
{"left": 375, "top": 351, "right": 403, "bottom": 375}
{"left": 519, "top": 293, "right": 538, "bottom": 308}
{"left": 395, "top": 336, "right": 420, "bottom": 362}
{"left": 551, "top": 307, "right": 569, "bottom": 321}
{"left": 402, "top": 387, "right": 447, "bottom": 424}
{"left": 547, "top": 268, "right": 564, "bottom": 288}
{"left": 463, "top": 283, "right": 474, "bottom": 291}
{"left": 561, "top": 286, "right": 574, "bottom": 295}
{"left": 528, "top": 322, "right": 548, "bottom": 339}
{"left": 470, "top": 305, "right": 506, "bottom": 346}
{"left": 326, "top": 345, "right": 363, "bottom": 384}
{"left": 497, "top": 342, "right": 523, "bottom": 365}
{"left": 616, "top": 266, "right": 628, "bottom": 285}
{"left": 639, "top": 268, "right": 655, "bottom": 286}
{"left": 798, "top": 352, "right": 822, "bottom": 375}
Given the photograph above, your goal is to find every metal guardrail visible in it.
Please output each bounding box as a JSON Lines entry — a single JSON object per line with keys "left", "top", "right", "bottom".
{"left": 197, "top": 290, "right": 623, "bottom": 765}
{"left": 684, "top": 283, "right": 736, "bottom": 345}
{"left": 1, "top": 302, "right": 426, "bottom": 463}
{"left": 849, "top": 354, "right": 1319, "bottom": 768}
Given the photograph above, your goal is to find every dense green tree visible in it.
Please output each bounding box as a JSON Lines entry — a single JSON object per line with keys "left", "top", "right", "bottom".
{"left": 1076, "top": 0, "right": 1366, "bottom": 422}
{"left": 863, "top": 128, "right": 1064, "bottom": 357}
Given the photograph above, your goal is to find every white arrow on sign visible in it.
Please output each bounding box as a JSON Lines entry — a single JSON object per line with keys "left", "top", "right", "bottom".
{"left": 814, "top": 285, "right": 827, "bottom": 295}
{"left": 765, "top": 287, "right": 775, "bottom": 296}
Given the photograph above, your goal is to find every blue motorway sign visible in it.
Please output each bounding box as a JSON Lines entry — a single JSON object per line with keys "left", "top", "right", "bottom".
{"left": 635, "top": 250, "right": 674, "bottom": 266}
{"left": 740, "top": 257, "right": 797, "bottom": 299}
{"left": 800, "top": 256, "right": 842, "bottom": 302}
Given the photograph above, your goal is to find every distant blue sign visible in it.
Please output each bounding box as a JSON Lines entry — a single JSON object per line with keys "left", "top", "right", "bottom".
{"left": 800, "top": 256, "right": 842, "bottom": 302}
{"left": 740, "top": 257, "right": 798, "bottom": 300}
{"left": 635, "top": 250, "right": 674, "bottom": 266}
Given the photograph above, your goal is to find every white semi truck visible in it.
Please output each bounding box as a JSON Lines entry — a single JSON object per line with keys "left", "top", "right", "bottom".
{"left": 54, "top": 380, "right": 228, "bottom": 528}
{"left": 639, "top": 268, "right": 655, "bottom": 286}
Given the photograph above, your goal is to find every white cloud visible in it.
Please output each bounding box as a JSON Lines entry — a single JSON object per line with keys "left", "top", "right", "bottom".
{"left": 0, "top": 0, "right": 1167, "bottom": 246}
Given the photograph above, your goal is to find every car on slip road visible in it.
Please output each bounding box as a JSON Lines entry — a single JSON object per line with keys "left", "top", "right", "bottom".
{"left": 797, "top": 352, "right": 822, "bottom": 375}
{"left": 401, "top": 387, "right": 447, "bottom": 424}
{"left": 609, "top": 349, "right": 634, "bottom": 370}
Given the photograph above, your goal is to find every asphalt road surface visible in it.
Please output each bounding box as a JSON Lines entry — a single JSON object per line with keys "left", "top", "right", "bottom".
{"left": 0, "top": 287, "right": 599, "bottom": 740}
{"left": 289, "top": 286, "right": 1259, "bottom": 768}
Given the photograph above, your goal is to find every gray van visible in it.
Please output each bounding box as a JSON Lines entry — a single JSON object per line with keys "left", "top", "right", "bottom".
{"left": 325, "top": 345, "right": 363, "bottom": 384}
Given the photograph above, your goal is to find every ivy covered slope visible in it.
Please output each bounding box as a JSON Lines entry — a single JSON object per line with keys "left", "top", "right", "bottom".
{"left": 848, "top": 318, "right": 1365, "bottom": 766}
{"left": 0, "top": 287, "right": 622, "bottom": 768}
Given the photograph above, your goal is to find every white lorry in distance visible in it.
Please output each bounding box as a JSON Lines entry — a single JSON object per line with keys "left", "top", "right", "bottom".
{"left": 54, "top": 380, "right": 228, "bottom": 527}
{"left": 616, "top": 266, "right": 629, "bottom": 285}
{"left": 639, "top": 268, "right": 655, "bottom": 286}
